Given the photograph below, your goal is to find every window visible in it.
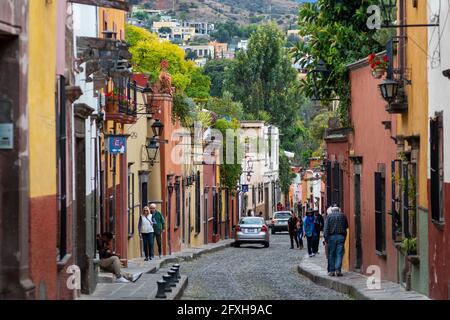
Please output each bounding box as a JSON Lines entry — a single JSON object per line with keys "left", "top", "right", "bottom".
{"left": 430, "top": 113, "right": 444, "bottom": 223}
{"left": 175, "top": 177, "right": 181, "bottom": 227}
{"left": 326, "top": 161, "right": 332, "bottom": 207}
{"left": 128, "top": 172, "right": 135, "bottom": 236}
{"left": 391, "top": 160, "right": 403, "bottom": 242}
{"left": 213, "top": 190, "right": 218, "bottom": 235}
{"left": 57, "top": 76, "right": 67, "bottom": 260}
{"left": 332, "top": 162, "right": 341, "bottom": 207}
{"left": 375, "top": 171, "right": 386, "bottom": 253}
{"left": 141, "top": 182, "right": 148, "bottom": 210}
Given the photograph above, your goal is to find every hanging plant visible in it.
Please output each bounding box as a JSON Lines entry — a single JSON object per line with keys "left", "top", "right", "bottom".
{"left": 368, "top": 53, "right": 389, "bottom": 79}
{"left": 401, "top": 237, "right": 417, "bottom": 255}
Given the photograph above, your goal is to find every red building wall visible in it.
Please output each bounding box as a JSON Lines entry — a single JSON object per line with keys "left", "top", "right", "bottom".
{"left": 154, "top": 93, "right": 182, "bottom": 255}
{"left": 348, "top": 62, "right": 398, "bottom": 282}
{"left": 203, "top": 164, "right": 215, "bottom": 243}
{"left": 29, "top": 196, "right": 58, "bottom": 299}
{"left": 428, "top": 181, "right": 450, "bottom": 299}
{"left": 326, "top": 140, "right": 351, "bottom": 217}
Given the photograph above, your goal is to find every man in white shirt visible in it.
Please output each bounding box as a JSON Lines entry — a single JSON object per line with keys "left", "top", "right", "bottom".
{"left": 138, "top": 206, "right": 155, "bottom": 261}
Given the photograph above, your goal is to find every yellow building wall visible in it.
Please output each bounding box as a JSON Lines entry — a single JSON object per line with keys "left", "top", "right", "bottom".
{"left": 28, "top": 0, "right": 57, "bottom": 198}
{"left": 125, "top": 93, "right": 149, "bottom": 259}
{"left": 398, "top": 1, "right": 429, "bottom": 208}
{"left": 99, "top": 6, "right": 126, "bottom": 40}
{"left": 99, "top": 5, "right": 127, "bottom": 191}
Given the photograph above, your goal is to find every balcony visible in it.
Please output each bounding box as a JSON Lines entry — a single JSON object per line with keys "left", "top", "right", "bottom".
{"left": 386, "top": 85, "right": 408, "bottom": 114}
{"left": 104, "top": 93, "right": 137, "bottom": 124}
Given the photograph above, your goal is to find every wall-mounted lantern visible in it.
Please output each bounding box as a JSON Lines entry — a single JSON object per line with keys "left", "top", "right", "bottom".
{"left": 379, "top": 78, "right": 400, "bottom": 105}
{"left": 145, "top": 136, "right": 160, "bottom": 166}
{"left": 151, "top": 119, "right": 164, "bottom": 137}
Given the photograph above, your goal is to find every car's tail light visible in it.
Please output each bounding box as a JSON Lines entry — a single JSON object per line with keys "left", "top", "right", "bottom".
{"left": 235, "top": 225, "right": 241, "bottom": 232}
{"left": 261, "top": 225, "right": 268, "bottom": 232}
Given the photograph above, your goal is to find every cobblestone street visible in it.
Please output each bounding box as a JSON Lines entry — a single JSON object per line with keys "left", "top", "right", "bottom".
{"left": 180, "top": 233, "right": 350, "bottom": 300}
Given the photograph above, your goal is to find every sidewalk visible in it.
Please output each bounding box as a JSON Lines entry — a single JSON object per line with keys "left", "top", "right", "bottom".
{"left": 297, "top": 244, "right": 430, "bottom": 300}
{"left": 79, "top": 239, "right": 234, "bottom": 300}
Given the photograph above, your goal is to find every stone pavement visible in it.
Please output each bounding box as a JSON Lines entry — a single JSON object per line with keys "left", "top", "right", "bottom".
{"left": 297, "top": 243, "right": 430, "bottom": 300}
{"left": 78, "top": 239, "right": 234, "bottom": 300}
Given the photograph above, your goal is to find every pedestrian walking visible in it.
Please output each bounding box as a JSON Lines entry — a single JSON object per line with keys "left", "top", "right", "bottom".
{"left": 138, "top": 206, "right": 154, "bottom": 261}
{"left": 288, "top": 210, "right": 300, "bottom": 249}
{"left": 296, "top": 215, "right": 304, "bottom": 250}
{"left": 277, "top": 202, "right": 284, "bottom": 211}
{"left": 303, "top": 209, "right": 315, "bottom": 257}
{"left": 313, "top": 209, "right": 324, "bottom": 254}
{"left": 150, "top": 203, "right": 165, "bottom": 259}
{"left": 323, "top": 206, "right": 348, "bottom": 277}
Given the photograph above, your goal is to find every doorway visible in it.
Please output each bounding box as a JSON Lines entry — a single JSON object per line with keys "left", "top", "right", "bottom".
{"left": 354, "top": 173, "right": 363, "bottom": 271}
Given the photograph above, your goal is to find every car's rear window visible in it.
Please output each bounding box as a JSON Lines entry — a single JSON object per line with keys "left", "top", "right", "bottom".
{"left": 240, "top": 218, "right": 264, "bottom": 225}
{"left": 274, "top": 212, "right": 291, "bottom": 219}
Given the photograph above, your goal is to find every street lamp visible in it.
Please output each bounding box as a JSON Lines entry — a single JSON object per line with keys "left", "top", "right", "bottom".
{"left": 379, "top": 78, "right": 400, "bottom": 104}
{"left": 244, "top": 158, "right": 254, "bottom": 182}
{"left": 145, "top": 136, "right": 160, "bottom": 166}
{"left": 310, "top": 59, "right": 330, "bottom": 102}
{"left": 151, "top": 119, "right": 164, "bottom": 137}
{"left": 380, "top": 0, "right": 397, "bottom": 27}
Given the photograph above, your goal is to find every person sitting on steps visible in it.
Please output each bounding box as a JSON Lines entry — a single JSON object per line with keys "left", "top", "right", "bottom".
{"left": 97, "top": 232, "right": 143, "bottom": 283}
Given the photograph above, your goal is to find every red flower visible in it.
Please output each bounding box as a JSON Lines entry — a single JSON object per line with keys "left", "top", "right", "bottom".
{"left": 383, "top": 55, "right": 389, "bottom": 62}
{"left": 368, "top": 53, "right": 376, "bottom": 62}
{"left": 375, "top": 60, "right": 381, "bottom": 65}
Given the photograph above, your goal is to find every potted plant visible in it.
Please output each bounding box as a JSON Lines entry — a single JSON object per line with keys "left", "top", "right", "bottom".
{"left": 401, "top": 237, "right": 417, "bottom": 256}
{"left": 368, "top": 53, "right": 389, "bottom": 79}
{"left": 105, "top": 90, "right": 119, "bottom": 113}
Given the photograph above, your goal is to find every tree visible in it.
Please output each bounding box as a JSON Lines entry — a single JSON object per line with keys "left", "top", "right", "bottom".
{"left": 158, "top": 27, "right": 172, "bottom": 34}
{"left": 224, "top": 22, "right": 301, "bottom": 138}
{"left": 205, "top": 91, "right": 244, "bottom": 120}
{"left": 214, "top": 118, "right": 243, "bottom": 194}
{"left": 126, "top": 25, "right": 210, "bottom": 100}
{"left": 292, "top": 0, "right": 384, "bottom": 126}
{"left": 279, "top": 152, "right": 296, "bottom": 198}
{"left": 185, "top": 68, "right": 211, "bottom": 101}
{"left": 203, "top": 59, "right": 234, "bottom": 97}
{"left": 133, "top": 11, "right": 149, "bottom": 22}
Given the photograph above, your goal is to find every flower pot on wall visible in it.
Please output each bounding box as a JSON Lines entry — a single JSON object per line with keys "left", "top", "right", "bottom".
{"left": 372, "top": 67, "right": 386, "bottom": 79}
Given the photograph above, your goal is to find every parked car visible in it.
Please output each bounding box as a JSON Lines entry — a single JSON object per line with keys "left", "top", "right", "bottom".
{"left": 270, "top": 211, "right": 292, "bottom": 234}
{"left": 233, "top": 217, "right": 270, "bottom": 248}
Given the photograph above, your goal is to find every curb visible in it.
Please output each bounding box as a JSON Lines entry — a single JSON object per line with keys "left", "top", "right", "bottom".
{"left": 297, "top": 262, "right": 430, "bottom": 300}
{"left": 174, "top": 277, "right": 189, "bottom": 300}
{"left": 157, "top": 241, "right": 233, "bottom": 271}
{"left": 297, "top": 265, "right": 364, "bottom": 300}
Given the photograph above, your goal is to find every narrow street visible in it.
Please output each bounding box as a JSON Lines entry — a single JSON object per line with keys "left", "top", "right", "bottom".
{"left": 180, "top": 234, "right": 350, "bottom": 300}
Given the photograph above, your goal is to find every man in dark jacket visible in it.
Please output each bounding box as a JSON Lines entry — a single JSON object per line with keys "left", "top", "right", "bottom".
{"left": 313, "top": 209, "right": 324, "bottom": 254}
{"left": 150, "top": 203, "right": 165, "bottom": 258}
{"left": 324, "top": 206, "right": 348, "bottom": 277}
{"left": 288, "top": 211, "right": 300, "bottom": 249}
